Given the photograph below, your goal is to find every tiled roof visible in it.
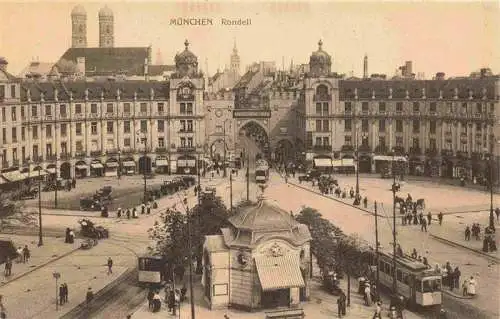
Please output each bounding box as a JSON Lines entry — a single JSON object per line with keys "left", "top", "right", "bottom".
{"left": 20, "top": 80, "right": 169, "bottom": 101}
{"left": 0, "top": 69, "right": 19, "bottom": 82}
{"left": 234, "top": 70, "right": 258, "bottom": 89}
{"left": 229, "top": 199, "right": 299, "bottom": 231}
{"left": 58, "top": 47, "right": 150, "bottom": 76}
{"left": 339, "top": 78, "right": 498, "bottom": 100}
{"left": 18, "top": 62, "right": 55, "bottom": 78}
{"left": 148, "top": 65, "right": 176, "bottom": 76}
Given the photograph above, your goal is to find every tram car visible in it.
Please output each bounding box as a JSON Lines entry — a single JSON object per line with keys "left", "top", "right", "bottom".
{"left": 138, "top": 255, "right": 166, "bottom": 287}
{"left": 375, "top": 250, "right": 442, "bottom": 308}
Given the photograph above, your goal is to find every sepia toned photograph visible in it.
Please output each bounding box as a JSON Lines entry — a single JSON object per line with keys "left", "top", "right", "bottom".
{"left": 0, "top": 1, "right": 498, "bottom": 318}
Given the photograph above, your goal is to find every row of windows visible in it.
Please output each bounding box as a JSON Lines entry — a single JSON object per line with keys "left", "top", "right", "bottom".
{"left": 344, "top": 101, "right": 496, "bottom": 114}
{"left": 0, "top": 84, "right": 17, "bottom": 99}
{"left": 343, "top": 119, "right": 488, "bottom": 134}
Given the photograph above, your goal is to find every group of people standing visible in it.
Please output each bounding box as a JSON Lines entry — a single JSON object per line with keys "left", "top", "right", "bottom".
{"left": 147, "top": 284, "right": 186, "bottom": 314}
{"left": 116, "top": 201, "right": 156, "bottom": 219}
{"left": 58, "top": 283, "right": 69, "bottom": 305}
{"left": 4, "top": 245, "right": 31, "bottom": 277}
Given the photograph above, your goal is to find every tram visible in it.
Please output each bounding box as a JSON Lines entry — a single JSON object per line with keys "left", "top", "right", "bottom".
{"left": 138, "top": 255, "right": 165, "bottom": 287}
{"left": 375, "top": 251, "right": 442, "bottom": 308}
{"left": 255, "top": 159, "right": 269, "bottom": 183}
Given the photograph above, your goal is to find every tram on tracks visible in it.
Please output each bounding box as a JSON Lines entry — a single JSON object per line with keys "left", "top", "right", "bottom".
{"left": 375, "top": 250, "right": 442, "bottom": 308}
{"left": 138, "top": 255, "right": 166, "bottom": 287}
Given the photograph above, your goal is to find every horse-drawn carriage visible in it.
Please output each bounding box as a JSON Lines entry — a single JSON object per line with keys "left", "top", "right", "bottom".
{"left": 79, "top": 197, "right": 106, "bottom": 211}
{"left": 394, "top": 194, "right": 425, "bottom": 212}
{"left": 321, "top": 263, "right": 343, "bottom": 295}
{"left": 78, "top": 218, "right": 109, "bottom": 239}
{"left": 318, "top": 175, "right": 338, "bottom": 194}
{"left": 42, "top": 179, "right": 66, "bottom": 192}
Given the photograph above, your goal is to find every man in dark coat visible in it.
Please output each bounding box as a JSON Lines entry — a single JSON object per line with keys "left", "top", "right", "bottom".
{"left": 59, "top": 284, "right": 65, "bottom": 305}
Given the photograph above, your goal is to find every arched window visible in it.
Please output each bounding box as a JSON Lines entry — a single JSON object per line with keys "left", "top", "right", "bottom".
{"left": 316, "top": 84, "right": 328, "bottom": 96}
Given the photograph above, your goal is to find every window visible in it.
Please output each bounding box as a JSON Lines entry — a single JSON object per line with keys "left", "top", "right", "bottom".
{"left": 31, "top": 105, "right": 37, "bottom": 117}
{"left": 447, "top": 102, "right": 453, "bottom": 113}
{"left": 46, "top": 125, "right": 52, "bottom": 138}
{"left": 186, "top": 103, "right": 193, "bottom": 114}
{"left": 322, "top": 102, "right": 329, "bottom": 114}
{"left": 187, "top": 120, "right": 193, "bottom": 132}
{"left": 11, "top": 128, "right": 17, "bottom": 142}
{"left": 75, "top": 104, "right": 82, "bottom": 114}
{"left": 140, "top": 103, "right": 147, "bottom": 113}
{"left": 316, "top": 103, "right": 321, "bottom": 114}
{"left": 124, "top": 138, "right": 131, "bottom": 147}
{"left": 45, "top": 105, "right": 52, "bottom": 116}
{"left": 413, "top": 137, "right": 420, "bottom": 148}
{"left": 12, "top": 148, "right": 17, "bottom": 161}
{"left": 396, "top": 102, "right": 403, "bottom": 112}
{"left": 124, "top": 103, "right": 131, "bottom": 113}
{"left": 1, "top": 107, "right": 5, "bottom": 122}
{"left": 106, "top": 103, "right": 113, "bottom": 113}
{"left": 32, "top": 126, "right": 38, "bottom": 139}
{"left": 322, "top": 137, "right": 329, "bottom": 146}
{"left": 140, "top": 120, "right": 147, "bottom": 133}
{"left": 91, "top": 122, "right": 98, "bottom": 135}
{"left": 396, "top": 120, "right": 403, "bottom": 132}
{"left": 362, "top": 102, "right": 369, "bottom": 112}
{"left": 158, "top": 120, "right": 164, "bottom": 132}
{"left": 180, "top": 120, "right": 186, "bottom": 132}
{"left": 46, "top": 144, "right": 52, "bottom": 157}
{"left": 362, "top": 120, "right": 369, "bottom": 132}
{"left": 180, "top": 103, "right": 186, "bottom": 114}
{"left": 76, "top": 123, "right": 82, "bottom": 136}
{"left": 429, "top": 121, "right": 436, "bottom": 134}
{"left": 107, "top": 121, "right": 113, "bottom": 134}
{"left": 429, "top": 138, "right": 436, "bottom": 150}
{"left": 344, "top": 119, "right": 352, "bottom": 131}
{"left": 20, "top": 106, "right": 25, "bottom": 119}
{"left": 413, "top": 120, "right": 420, "bottom": 133}
{"left": 397, "top": 270, "right": 403, "bottom": 282}
{"left": 396, "top": 136, "right": 403, "bottom": 146}
{"left": 476, "top": 103, "right": 482, "bottom": 113}
{"left": 61, "top": 123, "right": 67, "bottom": 137}
{"left": 21, "top": 127, "right": 25, "bottom": 141}
{"left": 1, "top": 128, "right": 5, "bottom": 143}
{"left": 378, "top": 136, "right": 386, "bottom": 148}
{"left": 422, "top": 279, "right": 441, "bottom": 293}
{"left": 21, "top": 147, "right": 25, "bottom": 161}
{"left": 10, "top": 85, "right": 16, "bottom": 98}
{"left": 11, "top": 106, "right": 16, "bottom": 121}
{"left": 187, "top": 137, "right": 193, "bottom": 147}
{"left": 90, "top": 104, "right": 97, "bottom": 114}
{"left": 60, "top": 104, "right": 67, "bottom": 116}
{"left": 413, "top": 102, "right": 420, "bottom": 112}
{"left": 124, "top": 121, "right": 131, "bottom": 133}
{"left": 344, "top": 102, "right": 352, "bottom": 113}
{"left": 344, "top": 135, "right": 352, "bottom": 145}
{"left": 461, "top": 102, "right": 467, "bottom": 113}
{"left": 61, "top": 142, "right": 67, "bottom": 155}
{"left": 158, "top": 137, "right": 165, "bottom": 148}
{"left": 323, "top": 120, "right": 329, "bottom": 132}
{"left": 430, "top": 102, "right": 437, "bottom": 113}
{"left": 316, "top": 120, "right": 322, "bottom": 132}
{"left": 379, "top": 120, "right": 385, "bottom": 132}
{"left": 0, "top": 85, "right": 4, "bottom": 99}
{"left": 315, "top": 137, "right": 322, "bottom": 146}
{"left": 158, "top": 103, "right": 164, "bottom": 113}
{"left": 180, "top": 137, "right": 186, "bottom": 147}
{"left": 75, "top": 141, "right": 83, "bottom": 152}
{"left": 378, "top": 102, "right": 386, "bottom": 113}
{"left": 32, "top": 145, "right": 39, "bottom": 158}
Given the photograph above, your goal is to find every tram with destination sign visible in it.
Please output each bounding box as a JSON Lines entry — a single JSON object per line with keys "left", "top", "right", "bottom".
{"left": 138, "top": 255, "right": 166, "bottom": 287}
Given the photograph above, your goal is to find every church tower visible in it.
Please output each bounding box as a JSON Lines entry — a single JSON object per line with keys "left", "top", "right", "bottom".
{"left": 230, "top": 40, "right": 240, "bottom": 76}
{"left": 99, "top": 6, "right": 114, "bottom": 48}
{"left": 71, "top": 5, "right": 87, "bottom": 48}
{"left": 363, "top": 54, "right": 368, "bottom": 79}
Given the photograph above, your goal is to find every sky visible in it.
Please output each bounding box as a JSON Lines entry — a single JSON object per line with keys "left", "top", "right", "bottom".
{"left": 0, "top": 0, "right": 499, "bottom": 78}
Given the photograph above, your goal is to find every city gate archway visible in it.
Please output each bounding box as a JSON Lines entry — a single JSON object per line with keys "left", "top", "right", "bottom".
{"left": 237, "top": 120, "right": 269, "bottom": 159}
{"left": 274, "top": 139, "right": 295, "bottom": 164}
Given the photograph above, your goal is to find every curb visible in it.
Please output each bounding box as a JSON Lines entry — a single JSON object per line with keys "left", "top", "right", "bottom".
{"left": 441, "top": 288, "right": 475, "bottom": 300}
{"left": 0, "top": 244, "right": 81, "bottom": 288}
{"left": 429, "top": 234, "right": 500, "bottom": 263}
{"left": 59, "top": 267, "right": 136, "bottom": 319}
{"left": 1, "top": 226, "right": 65, "bottom": 237}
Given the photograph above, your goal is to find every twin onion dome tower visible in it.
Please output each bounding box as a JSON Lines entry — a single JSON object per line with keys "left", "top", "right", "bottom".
{"left": 71, "top": 5, "right": 114, "bottom": 48}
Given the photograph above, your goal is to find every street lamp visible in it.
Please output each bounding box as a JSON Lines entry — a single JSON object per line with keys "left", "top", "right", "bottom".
{"left": 137, "top": 130, "right": 148, "bottom": 204}
{"left": 38, "top": 168, "right": 43, "bottom": 247}
{"left": 117, "top": 149, "right": 121, "bottom": 180}
{"left": 54, "top": 156, "right": 59, "bottom": 209}
{"left": 355, "top": 132, "right": 368, "bottom": 197}
{"left": 484, "top": 147, "right": 495, "bottom": 229}
{"left": 53, "top": 271, "right": 61, "bottom": 311}
{"left": 223, "top": 119, "right": 231, "bottom": 178}
{"left": 391, "top": 148, "right": 399, "bottom": 294}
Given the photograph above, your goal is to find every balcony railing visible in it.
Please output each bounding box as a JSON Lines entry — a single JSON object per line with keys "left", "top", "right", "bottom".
{"left": 471, "top": 152, "right": 482, "bottom": 161}
{"left": 59, "top": 153, "right": 71, "bottom": 161}
{"left": 341, "top": 145, "right": 354, "bottom": 152}
{"left": 33, "top": 156, "right": 43, "bottom": 163}
{"left": 177, "top": 93, "right": 195, "bottom": 101}
{"left": 393, "top": 146, "right": 405, "bottom": 155}
{"left": 121, "top": 149, "right": 135, "bottom": 155}
{"left": 177, "top": 146, "right": 196, "bottom": 152}
{"left": 313, "top": 145, "right": 332, "bottom": 152}
{"left": 358, "top": 144, "right": 372, "bottom": 153}
{"left": 374, "top": 145, "right": 387, "bottom": 154}
{"left": 155, "top": 147, "right": 168, "bottom": 154}
{"left": 90, "top": 150, "right": 102, "bottom": 157}
{"left": 313, "top": 94, "right": 332, "bottom": 101}
{"left": 74, "top": 152, "right": 86, "bottom": 159}
{"left": 106, "top": 149, "right": 119, "bottom": 156}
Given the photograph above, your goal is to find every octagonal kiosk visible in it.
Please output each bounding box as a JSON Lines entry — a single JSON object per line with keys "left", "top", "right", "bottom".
{"left": 202, "top": 193, "right": 312, "bottom": 312}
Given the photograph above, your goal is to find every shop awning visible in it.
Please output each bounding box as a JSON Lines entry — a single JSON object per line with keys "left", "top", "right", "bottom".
{"left": 332, "top": 160, "right": 343, "bottom": 167}
{"left": 373, "top": 155, "right": 407, "bottom": 162}
{"left": 31, "top": 169, "right": 48, "bottom": 176}
{"left": 177, "top": 160, "right": 187, "bottom": 167}
{"left": 106, "top": 162, "right": 118, "bottom": 168}
{"left": 2, "top": 170, "right": 27, "bottom": 182}
{"left": 122, "top": 161, "right": 136, "bottom": 167}
{"left": 255, "top": 255, "right": 305, "bottom": 291}
{"left": 91, "top": 163, "right": 104, "bottom": 169}
{"left": 314, "top": 158, "right": 332, "bottom": 167}
{"left": 342, "top": 158, "right": 355, "bottom": 167}
{"left": 156, "top": 159, "right": 169, "bottom": 167}
{"left": 75, "top": 164, "right": 88, "bottom": 170}
{"left": 46, "top": 168, "right": 56, "bottom": 174}
{"left": 186, "top": 159, "right": 196, "bottom": 167}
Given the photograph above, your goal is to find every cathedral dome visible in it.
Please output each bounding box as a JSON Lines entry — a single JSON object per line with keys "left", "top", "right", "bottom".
{"left": 309, "top": 40, "right": 331, "bottom": 66}
{"left": 71, "top": 5, "right": 86, "bottom": 16}
{"left": 175, "top": 40, "right": 198, "bottom": 65}
{"left": 99, "top": 5, "right": 113, "bottom": 17}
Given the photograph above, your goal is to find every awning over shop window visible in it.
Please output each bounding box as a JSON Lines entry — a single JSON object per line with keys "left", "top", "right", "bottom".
{"left": 122, "top": 161, "right": 136, "bottom": 168}
{"left": 106, "top": 162, "right": 118, "bottom": 168}
{"left": 313, "top": 158, "right": 332, "bottom": 167}
{"left": 75, "top": 164, "right": 88, "bottom": 170}
{"left": 254, "top": 255, "right": 305, "bottom": 291}
{"left": 186, "top": 160, "right": 196, "bottom": 167}
{"left": 46, "top": 168, "right": 56, "bottom": 174}
{"left": 91, "top": 163, "right": 104, "bottom": 169}
{"left": 332, "top": 160, "right": 343, "bottom": 167}
{"left": 156, "top": 160, "right": 169, "bottom": 167}
{"left": 373, "top": 155, "right": 407, "bottom": 162}
{"left": 177, "top": 160, "right": 187, "bottom": 167}
{"left": 342, "top": 159, "right": 355, "bottom": 167}
{"left": 2, "top": 170, "right": 27, "bottom": 182}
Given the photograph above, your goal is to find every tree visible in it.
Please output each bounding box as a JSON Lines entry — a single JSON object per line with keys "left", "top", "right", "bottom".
{"left": 0, "top": 192, "right": 37, "bottom": 230}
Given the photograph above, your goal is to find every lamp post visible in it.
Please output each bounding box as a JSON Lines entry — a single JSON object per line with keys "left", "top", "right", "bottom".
{"left": 137, "top": 130, "right": 148, "bottom": 204}
{"left": 355, "top": 132, "right": 367, "bottom": 197}
{"left": 53, "top": 272, "right": 60, "bottom": 311}
{"left": 38, "top": 168, "right": 43, "bottom": 247}
{"left": 117, "top": 150, "right": 121, "bottom": 180}
{"left": 485, "top": 147, "right": 495, "bottom": 229}
{"left": 391, "top": 149, "right": 398, "bottom": 294}
{"left": 374, "top": 201, "right": 380, "bottom": 293}
{"left": 54, "top": 156, "right": 58, "bottom": 209}
{"left": 223, "top": 119, "right": 231, "bottom": 178}
{"left": 183, "top": 198, "right": 196, "bottom": 319}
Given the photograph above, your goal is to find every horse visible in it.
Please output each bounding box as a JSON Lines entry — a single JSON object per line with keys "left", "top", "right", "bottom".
{"left": 416, "top": 198, "right": 425, "bottom": 209}
{"left": 395, "top": 196, "right": 405, "bottom": 207}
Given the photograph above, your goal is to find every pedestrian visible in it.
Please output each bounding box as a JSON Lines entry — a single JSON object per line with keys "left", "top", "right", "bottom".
{"left": 63, "top": 283, "right": 68, "bottom": 303}
{"left": 65, "top": 227, "right": 71, "bottom": 243}
{"left": 421, "top": 218, "right": 427, "bottom": 232}
{"left": 465, "top": 226, "right": 471, "bottom": 241}
{"left": 427, "top": 212, "right": 432, "bottom": 225}
{"left": 4, "top": 257, "right": 11, "bottom": 277}
{"left": 59, "top": 284, "right": 65, "bottom": 305}
{"left": 69, "top": 229, "right": 75, "bottom": 244}
{"left": 468, "top": 276, "right": 477, "bottom": 296}
{"left": 419, "top": 212, "right": 424, "bottom": 225}
{"left": 22, "top": 245, "right": 30, "bottom": 263}
{"left": 147, "top": 289, "right": 154, "bottom": 310}
{"left": 411, "top": 248, "right": 417, "bottom": 259}
{"left": 107, "top": 257, "right": 113, "bottom": 274}
{"left": 364, "top": 283, "right": 372, "bottom": 306}
{"left": 337, "top": 296, "right": 344, "bottom": 318}
{"left": 180, "top": 285, "right": 187, "bottom": 302}
{"left": 133, "top": 207, "right": 138, "bottom": 218}
{"left": 462, "top": 278, "right": 469, "bottom": 296}
{"left": 117, "top": 207, "right": 122, "bottom": 218}
{"left": 126, "top": 208, "right": 131, "bottom": 219}
{"left": 86, "top": 287, "right": 94, "bottom": 307}
{"left": 16, "top": 247, "right": 23, "bottom": 263}
{"left": 495, "top": 208, "right": 500, "bottom": 222}
{"left": 438, "top": 212, "right": 443, "bottom": 225}
{"left": 339, "top": 291, "right": 347, "bottom": 316}
{"left": 72, "top": 178, "right": 76, "bottom": 189}
{"left": 396, "top": 244, "right": 403, "bottom": 257}
{"left": 141, "top": 203, "right": 146, "bottom": 214}
{"left": 147, "top": 202, "right": 151, "bottom": 214}
{"left": 168, "top": 290, "right": 175, "bottom": 313}
{"left": 373, "top": 301, "right": 382, "bottom": 319}
{"left": 453, "top": 267, "right": 461, "bottom": 290}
